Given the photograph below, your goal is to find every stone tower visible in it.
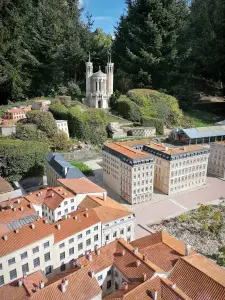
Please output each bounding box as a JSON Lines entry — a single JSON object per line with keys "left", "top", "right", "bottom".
{"left": 84, "top": 53, "right": 114, "bottom": 109}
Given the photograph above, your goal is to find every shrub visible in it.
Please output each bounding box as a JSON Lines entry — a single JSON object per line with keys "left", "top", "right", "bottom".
{"left": 49, "top": 103, "right": 68, "bottom": 120}
{"left": 0, "top": 138, "right": 49, "bottom": 182}
{"left": 68, "top": 106, "right": 87, "bottom": 139}
{"left": 117, "top": 96, "right": 141, "bottom": 122}
{"left": 85, "top": 110, "right": 107, "bottom": 145}
{"left": 70, "top": 161, "right": 93, "bottom": 176}
{"left": 109, "top": 90, "right": 121, "bottom": 109}
{"left": 141, "top": 116, "right": 164, "bottom": 135}
{"left": 15, "top": 124, "right": 49, "bottom": 143}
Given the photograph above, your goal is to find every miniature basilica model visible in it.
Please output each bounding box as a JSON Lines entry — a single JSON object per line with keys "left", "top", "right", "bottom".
{"left": 84, "top": 54, "right": 114, "bottom": 108}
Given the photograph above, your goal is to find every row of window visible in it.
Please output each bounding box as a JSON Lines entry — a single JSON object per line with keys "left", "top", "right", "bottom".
{"left": 170, "top": 179, "right": 205, "bottom": 193}
{"left": 170, "top": 157, "right": 208, "bottom": 169}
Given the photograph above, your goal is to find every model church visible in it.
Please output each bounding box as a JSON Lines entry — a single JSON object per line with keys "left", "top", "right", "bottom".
{"left": 84, "top": 54, "right": 114, "bottom": 109}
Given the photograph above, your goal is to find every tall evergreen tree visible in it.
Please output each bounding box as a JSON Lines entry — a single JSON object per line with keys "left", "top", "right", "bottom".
{"left": 112, "top": 0, "right": 190, "bottom": 95}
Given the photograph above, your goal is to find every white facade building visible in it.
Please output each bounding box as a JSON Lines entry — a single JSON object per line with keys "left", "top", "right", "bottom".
{"left": 55, "top": 120, "right": 69, "bottom": 138}
{"left": 208, "top": 141, "right": 225, "bottom": 179}
{"left": 102, "top": 141, "right": 155, "bottom": 204}
{"left": 85, "top": 54, "right": 114, "bottom": 109}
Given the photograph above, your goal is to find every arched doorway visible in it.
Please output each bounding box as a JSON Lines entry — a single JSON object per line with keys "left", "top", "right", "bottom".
{"left": 98, "top": 100, "right": 101, "bottom": 108}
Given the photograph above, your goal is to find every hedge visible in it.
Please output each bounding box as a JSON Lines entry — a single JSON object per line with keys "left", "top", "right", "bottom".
{"left": 49, "top": 103, "right": 69, "bottom": 120}
{"left": 141, "top": 116, "right": 164, "bottom": 135}
{"left": 117, "top": 96, "right": 141, "bottom": 122}
{"left": 0, "top": 138, "right": 50, "bottom": 182}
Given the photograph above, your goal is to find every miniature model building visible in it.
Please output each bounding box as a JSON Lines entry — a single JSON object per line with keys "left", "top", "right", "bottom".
{"left": 85, "top": 53, "right": 114, "bottom": 109}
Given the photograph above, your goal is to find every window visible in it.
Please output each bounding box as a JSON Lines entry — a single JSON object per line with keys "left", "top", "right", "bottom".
{"left": 78, "top": 234, "right": 82, "bottom": 239}
{"left": 127, "top": 226, "right": 131, "bottom": 232}
{"left": 10, "top": 269, "right": 17, "bottom": 280}
{"left": 71, "top": 206, "right": 75, "bottom": 211}
{"left": 127, "top": 237, "right": 131, "bottom": 243}
{"left": 107, "top": 269, "right": 112, "bottom": 276}
{"left": 60, "top": 252, "right": 65, "bottom": 260}
{"left": 45, "top": 266, "right": 52, "bottom": 275}
{"left": 33, "top": 257, "right": 40, "bottom": 268}
{"left": 113, "top": 232, "right": 117, "bottom": 238}
{"left": 86, "top": 239, "right": 91, "bottom": 246}
{"left": 44, "top": 252, "right": 50, "bottom": 262}
{"left": 69, "top": 238, "right": 74, "bottom": 244}
{"left": 69, "top": 247, "right": 74, "bottom": 256}
{"left": 78, "top": 243, "right": 83, "bottom": 251}
{"left": 0, "top": 275, "right": 4, "bottom": 286}
{"left": 64, "top": 209, "right": 68, "bottom": 214}
{"left": 21, "top": 252, "right": 27, "bottom": 260}
{"left": 60, "top": 264, "right": 66, "bottom": 272}
{"left": 22, "top": 263, "right": 29, "bottom": 274}
{"left": 107, "top": 280, "right": 112, "bottom": 289}
{"left": 71, "top": 199, "right": 74, "bottom": 203}
{"left": 0, "top": 263, "right": 2, "bottom": 270}
{"left": 98, "top": 275, "right": 103, "bottom": 281}
{"left": 115, "top": 281, "right": 119, "bottom": 290}
{"left": 120, "top": 229, "right": 124, "bottom": 235}
{"left": 58, "top": 211, "right": 61, "bottom": 216}
{"left": 94, "top": 226, "right": 98, "bottom": 231}
{"left": 8, "top": 258, "right": 15, "bottom": 266}
{"left": 106, "top": 235, "right": 109, "bottom": 241}
{"left": 44, "top": 241, "right": 49, "bottom": 249}
{"left": 115, "top": 271, "right": 118, "bottom": 277}
{"left": 86, "top": 230, "right": 91, "bottom": 235}
{"left": 64, "top": 201, "right": 68, "bottom": 206}
{"left": 59, "top": 242, "right": 65, "bottom": 249}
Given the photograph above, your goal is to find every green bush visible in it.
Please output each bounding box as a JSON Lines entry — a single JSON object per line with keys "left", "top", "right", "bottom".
{"left": 0, "top": 138, "right": 50, "bottom": 182}
{"left": 142, "top": 116, "right": 164, "bottom": 135}
{"left": 70, "top": 161, "right": 93, "bottom": 176}
{"left": 49, "top": 103, "right": 69, "bottom": 120}
{"left": 15, "top": 124, "right": 49, "bottom": 143}
{"left": 126, "top": 89, "right": 183, "bottom": 127}
{"left": 117, "top": 96, "right": 142, "bottom": 122}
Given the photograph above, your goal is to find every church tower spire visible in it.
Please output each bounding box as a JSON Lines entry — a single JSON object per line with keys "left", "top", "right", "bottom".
{"left": 86, "top": 52, "right": 93, "bottom": 99}
{"left": 106, "top": 52, "right": 114, "bottom": 97}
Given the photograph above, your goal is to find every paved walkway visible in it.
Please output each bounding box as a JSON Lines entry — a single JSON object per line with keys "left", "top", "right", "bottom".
{"left": 85, "top": 159, "right": 225, "bottom": 239}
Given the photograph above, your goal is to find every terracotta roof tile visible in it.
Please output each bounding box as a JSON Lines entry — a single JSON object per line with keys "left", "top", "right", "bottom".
{"left": 0, "top": 176, "right": 13, "bottom": 194}
{"left": 168, "top": 254, "right": 225, "bottom": 299}
{"left": 58, "top": 178, "right": 105, "bottom": 194}
{"left": 79, "top": 195, "right": 132, "bottom": 223}
{"left": 105, "top": 142, "right": 151, "bottom": 159}
{"left": 24, "top": 187, "right": 75, "bottom": 210}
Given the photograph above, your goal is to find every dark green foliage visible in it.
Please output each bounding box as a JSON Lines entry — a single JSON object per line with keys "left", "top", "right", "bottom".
{"left": 117, "top": 96, "right": 141, "bottom": 122}
{"left": 49, "top": 103, "right": 69, "bottom": 120}
{"left": 141, "top": 117, "right": 164, "bottom": 135}
{"left": 15, "top": 124, "right": 49, "bottom": 142}
{"left": 0, "top": 138, "right": 49, "bottom": 181}
{"left": 67, "top": 107, "right": 86, "bottom": 139}
{"left": 109, "top": 90, "right": 121, "bottom": 109}
{"left": 26, "top": 110, "right": 57, "bottom": 137}
{"left": 85, "top": 109, "right": 107, "bottom": 145}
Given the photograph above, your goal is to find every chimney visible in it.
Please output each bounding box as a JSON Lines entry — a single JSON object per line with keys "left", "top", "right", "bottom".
{"left": 40, "top": 281, "right": 44, "bottom": 289}
{"left": 136, "top": 260, "right": 141, "bottom": 267}
{"left": 85, "top": 208, "right": 88, "bottom": 211}
{"left": 64, "top": 278, "right": 69, "bottom": 286}
{"left": 143, "top": 253, "right": 148, "bottom": 261}
{"left": 185, "top": 244, "right": 191, "bottom": 256}
{"left": 13, "top": 208, "right": 16, "bottom": 212}
{"left": 143, "top": 273, "right": 147, "bottom": 282}
{"left": 15, "top": 229, "right": 19, "bottom": 233}
{"left": 73, "top": 216, "right": 78, "bottom": 220}
{"left": 84, "top": 212, "right": 89, "bottom": 218}
{"left": 95, "top": 246, "right": 100, "bottom": 256}
{"left": 60, "top": 283, "right": 66, "bottom": 293}
{"left": 29, "top": 203, "right": 33, "bottom": 208}
{"left": 133, "top": 247, "right": 138, "bottom": 254}
{"left": 151, "top": 290, "right": 158, "bottom": 300}
{"left": 103, "top": 192, "right": 107, "bottom": 201}
{"left": 44, "top": 219, "right": 48, "bottom": 224}
{"left": 165, "top": 147, "right": 169, "bottom": 151}
{"left": 30, "top": 223, "right": 35, "bottom": 229}
{"left": 123, "top": 282, "right": 128, "bottom": 291}
{"left": 56, "top": 224, "right": 61, "bottom": 230}
{"left": 172, "top": 283, "right": 176, "bottom": 289}
{"left": 64, "top": 167, "right": 68, "bottom": 176}
{"left": 20, "top": 206, "right": 24, "bottom": 211}
{"left": 17, "top": 199, "right": 20, "bottom": 203}
{"left": 87, "top": 253, "right": 92, "bottom": 261}
{"left": 18, "top": 279, "right": 23, "bottom": 287}
{"left": 121, "top": 250, "right": 126, "bottom": 256}
{"left": 3, "top": 235, "right": 8, "bottom": 241}
{"left": 89, "top": 270, "right": 95, "bottom": 278}
{"left": 51, "top": 193, "right": 54, "bottom": 198}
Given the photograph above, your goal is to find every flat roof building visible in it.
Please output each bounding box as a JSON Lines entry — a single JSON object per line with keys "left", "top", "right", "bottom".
{"left": 208, "top": 141, "right": 225, "bottom": 179}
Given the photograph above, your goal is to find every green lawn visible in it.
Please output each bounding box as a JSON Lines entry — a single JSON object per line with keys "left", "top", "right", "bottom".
{"left": 182, "top": 110, "right": 224, "bottom": 128}
{"left": 104, "top": 113, "right": 128, "bottom": 124}
{"left": 70, "top": 161, "right": 93, "bottom": 176}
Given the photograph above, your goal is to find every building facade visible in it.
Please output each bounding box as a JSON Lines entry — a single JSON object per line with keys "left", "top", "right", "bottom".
{"left": 144, "top": 143, "right": 210, "bottom": 195}
{"left": 102, "top": 141, "right": 154, "bottom": 204}
{"left": 31, "top": 100, "right": 51, "bottom": 110}
{"left": 208, "top": 141, "right": 225, "bottom": 179}
{"left": 85, "top": 54, "right": 114, "bottom": 109}
{"left": 3, "top": 108, "right": 26, "bottom": 121}
{"left": 128, "top": 127, "right": 156, "bottom": 138}
{"left": 55, "top": 120, "right": 69, "bottom": 138}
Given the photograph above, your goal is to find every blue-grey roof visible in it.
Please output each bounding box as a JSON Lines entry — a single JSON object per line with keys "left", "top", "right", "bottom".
{"left": 181, "top": 126, "right": 225, "bottom": 139}
{"left": 6, "top": 215, "right": 38, "bottom": 231}
{"left": 46, "top": 153, "right": 85, "bottom": 179}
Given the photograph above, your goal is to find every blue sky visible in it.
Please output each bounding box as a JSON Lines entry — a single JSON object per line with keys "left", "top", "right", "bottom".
{"left": 80, "top": 0, "right": 126, "bottom": 35}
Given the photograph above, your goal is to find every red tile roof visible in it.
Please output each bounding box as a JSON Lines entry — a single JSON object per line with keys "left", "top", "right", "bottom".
{"left": 0, "top": 176, "right": 13, "bottom": 194}
{"left": 168, "top": 254, "right": 225, "bottom": 299}
{"left": 79, "top": 195, "right": 132, "bottom": 223}
{"left": 58, "top": 178, "right": 105, "bottom": 194}
{"left": 105, "top": 142, "right": 151, "bottom": 159}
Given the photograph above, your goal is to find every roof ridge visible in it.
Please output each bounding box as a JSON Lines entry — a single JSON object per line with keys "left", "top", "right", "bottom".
{"left": 160, "top": 277, "right": 192, "bottom": 300}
